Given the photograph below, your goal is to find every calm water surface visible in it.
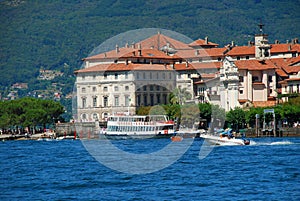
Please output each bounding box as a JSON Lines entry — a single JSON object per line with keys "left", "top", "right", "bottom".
{"left": 1, "top": 137, "right": 299, "bottom": 200}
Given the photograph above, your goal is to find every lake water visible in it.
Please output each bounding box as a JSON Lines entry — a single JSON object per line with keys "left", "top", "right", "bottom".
{"left": 1, "top": 137, "right": 299, "bottom": 200}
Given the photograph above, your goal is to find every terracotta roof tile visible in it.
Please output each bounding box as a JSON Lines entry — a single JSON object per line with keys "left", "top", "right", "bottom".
{"left": 235, "top": 60, "right": 276, "bottom": 70}
{"left": 121, "top": 49, "right": 180, "bottom": 60}
{"left": 174, "top": 62, "right": 221, "bottom": 71}
{"left": 139, "top": 33, "right": 192, "bottom": 50}
{"left": 84, "top": 47, "right": 135, "bottom": 60}
{"left": 227, "top": 46, "right": 255, "bottom": 56}
{"left": 270, "top": 44, "right": 300, "bottom": 53}
{"left": 189, "top": 39, "right": 219, "bottom": 47}
{"left": 176, "top": 48, "right": 227, "bottom": 59}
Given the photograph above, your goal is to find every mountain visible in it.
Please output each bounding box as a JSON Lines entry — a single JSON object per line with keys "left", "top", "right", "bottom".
{"left": 0, "top": 0, "right": 299, "bottom": 92}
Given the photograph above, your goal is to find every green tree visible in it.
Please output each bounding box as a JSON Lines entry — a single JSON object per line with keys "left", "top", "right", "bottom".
{"left": 226, "top": 107, "right": 246, "bottom": 131}
{"left": 169, "top": 87, "right": 192, "bottom": 105}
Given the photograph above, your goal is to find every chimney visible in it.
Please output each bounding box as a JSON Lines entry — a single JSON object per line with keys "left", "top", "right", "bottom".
{"left": 248, "top": 41, "right": 251, "bottom": 46}
{"left": 231, "top": 41, "right": 235, "bottom": 47}
{"left": 288, "top": 45, "right": 292, "bottom": 51}
{"left": 286, "top": 40, "right": 289, "bottom": 44}
{"left": 131, "top": 42, "right": 135, "bottom": 49}
{"left": 138, "top": 49, "right": 142, "bottom": 56}
{"left": 205, "top": 36, "right": 208, "bottom": 44}
{"left": 125, "top": 42, "right": 129, "bottom": 48}
{"left": 104, "top": 53, "right": 107, "bottom": 58}
{"left": 116, "top": 44, "right": 119, "bottom": 53}
{"left": 275, "top": 40, "right": 280, "bottom": 44}
{"left": 185, "top": 61, "right": 189, "bottom": 68}
{"left": 195, "top": 50, "right": 199, "bottom": 56}
{"left": 294, "top": 38, "right": 299, "bottom": 44}
{"left": 138, "top": 43, "right": 141, "bottom": 49}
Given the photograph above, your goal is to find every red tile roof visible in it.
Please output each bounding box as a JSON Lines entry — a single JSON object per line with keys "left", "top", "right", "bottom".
{"left": 84, "top": 47, "right": 135, "bottom": 60}
{"left": 270, "top": 44, "right": 300, "bottom": 53}
{"left": 235, "top": 60, "right": 276, "bottom": 70}
{"left": 176, "top": 48, "right": 227, "bottom": 59}
{"left": 271, "top": 57, "right": 300, "bottom": 74}
{"left": 227, "top": 46, "right": 255, "bottom": 56}
{"left": 174, "top": 62, "right": 221, "bottom": 71}
{"left": 139, "top": 33, "right": 192, "bottom": 50}
{"left": 189, "top": 39, "right": 219, "bottom": 47}
{"left": 121, "top": 49, "right": 180, "bottom": 60}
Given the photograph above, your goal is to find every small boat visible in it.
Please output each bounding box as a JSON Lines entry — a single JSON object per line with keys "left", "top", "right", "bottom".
{"left": 200, "top": 129, "right": 250, "bottom": 146}
{"left": 170, "top": 136, "right": 183, "bottom": 142}
{"left": 103, "top": 115, "right": 176, "bottom": 139}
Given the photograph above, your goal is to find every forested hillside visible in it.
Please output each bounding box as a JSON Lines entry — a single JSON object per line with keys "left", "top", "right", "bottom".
{"left": 0, "top": 0, "right": 299, "bottom": 94}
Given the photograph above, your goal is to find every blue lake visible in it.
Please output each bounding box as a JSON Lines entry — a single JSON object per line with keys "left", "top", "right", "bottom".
{"left": 1, "top": 137, "right": 299, "bottom": 200}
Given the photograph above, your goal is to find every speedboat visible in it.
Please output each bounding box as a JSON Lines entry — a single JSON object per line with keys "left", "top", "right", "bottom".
{"left": 200, "top": 129, "right": 250, "bottom": 146}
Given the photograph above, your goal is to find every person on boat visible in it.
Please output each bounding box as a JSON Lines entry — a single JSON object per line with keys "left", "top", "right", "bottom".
{"left": 227, "top": 128, "right": 233, "bottom": 139}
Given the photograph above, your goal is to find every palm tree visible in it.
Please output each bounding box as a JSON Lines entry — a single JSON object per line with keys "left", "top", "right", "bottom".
{"left": 169, "top": 87, "right": 192, "bottom": 105}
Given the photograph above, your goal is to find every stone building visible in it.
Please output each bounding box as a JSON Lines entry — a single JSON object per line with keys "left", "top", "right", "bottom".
{"left": 75, "top": 29, "right": 300, "bottom": 121}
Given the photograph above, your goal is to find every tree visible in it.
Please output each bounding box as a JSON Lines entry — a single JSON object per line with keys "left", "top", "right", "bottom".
{"left": 226, "top": 107, "right": 246, "bottom": 131}
{"left": 169, "top": 87, "right": 192, "bottom": 105}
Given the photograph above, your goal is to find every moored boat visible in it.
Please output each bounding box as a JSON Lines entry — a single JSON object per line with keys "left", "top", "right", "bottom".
{"left": 103, "top": 115, "right": 176, "bottom": 139}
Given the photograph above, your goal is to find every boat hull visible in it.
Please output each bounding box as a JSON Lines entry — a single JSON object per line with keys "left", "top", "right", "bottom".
{"left": 200, "top": 134, "right": 250, "bottom": 146}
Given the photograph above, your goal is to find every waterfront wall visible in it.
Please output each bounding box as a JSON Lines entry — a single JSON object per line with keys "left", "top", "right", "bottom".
{"left": 55, "top": 121, "right": 105, "bottom": 139}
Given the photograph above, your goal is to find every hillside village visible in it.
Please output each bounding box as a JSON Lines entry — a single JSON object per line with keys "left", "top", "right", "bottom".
{"left": 75, "top": 27, "right": 300, "bottom": 122}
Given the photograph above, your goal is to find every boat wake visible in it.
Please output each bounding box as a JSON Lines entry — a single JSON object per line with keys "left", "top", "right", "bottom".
{"left": 249, "top": 140, "right": 295, "bottom": 146}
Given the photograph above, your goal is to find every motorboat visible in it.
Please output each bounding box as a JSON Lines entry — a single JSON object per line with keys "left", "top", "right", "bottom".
{"left": 200, "top": 129, "right": 250, "bottom": 146}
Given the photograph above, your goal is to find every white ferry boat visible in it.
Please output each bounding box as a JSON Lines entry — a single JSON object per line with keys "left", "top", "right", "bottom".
{"left": 103, "top": 115, "right": 176, "bottom": 139}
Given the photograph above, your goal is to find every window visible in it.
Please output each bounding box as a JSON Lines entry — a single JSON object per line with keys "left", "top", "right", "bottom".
{"left": 125, "top": 72, "right": 128, "bottom": 79}
{"left": 103, "top": 96, "right": 108, "bottom": 107}
{"left": 93, "top": 75, "right": 96, "bottom": 80}
{"left": 82, "top": 76, "right": 85, "bottom": 80}
{"left": 169, "top": 73, "right": 172, "bottom": 79}
{"left": 104, "top": 73, "right": 107, "bottom": 79}
{"left": 237, "top": 56, "right": 240, "bottom": 60}
{"left": 114, "top": 86, "right": 119, "bottom": 91}
{"left": 239, "top": 76, "right": 244, "bottom": 82}
{"left": 246, "top": 56, "right": 249, "bottom": 60}
{"left": 157, "top": 94, "right": 161, "bottom": 104}
{"left": 137, "top": 72, "right": 140, "bottom": 80}
{"left": 268, "top": 75, "right": 273, "bottom": 82}
{"left": 125, "top": 86, "right": 129, "bottom": 91}
{"left": 218, "top": 57, "right": 221, "bottom": 61}
{"left": 137, "top": 95, "right": 141, "bottom": 106}
{"left": 150, "top": 72, "right": 152, "bottom": 79}
{"left": 93, "top": 113, "right": 98, "bottom": 120}
{"left": 143, "top": 86, "right": 147, "bottom": 91}
{"left": 125, "top": 96, "right": 130, "bottom": 107}
{"left": 103, "top": 86, "right": 108, "bottom": 92}
{"left": 144, "top": 95, "right": 147, "bottom": 106}
{"left": 150, "top": 94, "right": 154, "bottom": 105}
{"left": 114, "top": 96, "right": 119, "bottom": 106}
{"left": 92, "top": 87, "right": 97, "bottom": 92}
{"left": 143, "top": 72, "right": 146, "bottom": 79}
{"left": 150, "top": 85, "right": 154, "bottom": 91}
{"left": 82, "top": 97, "right": 86, "bottom": 108}
{"left": 178, "top": 74, "right": 182, "bottom": 79}
{"left": 82, "top": 87, "right": 86, "bottom": 93}
{"left": 93, "top": 96, "right": 97, "bottom": 107}
{"left": 188, "top": 74, "right": 191, "bottom": 78}
{"left": 156, "top": 86, "right": 160, "bottom": 91}
{"left": 115, "top": 73, "right": 118, "bottom": 80}
{"left": 240, "top": 90, "right": 243, "bottom": 94}
{"left": 252, "top": 76, "right": 259, "bottom": 82}
{"left": 162, "top": 73, "right": 165, "bottom": 79}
